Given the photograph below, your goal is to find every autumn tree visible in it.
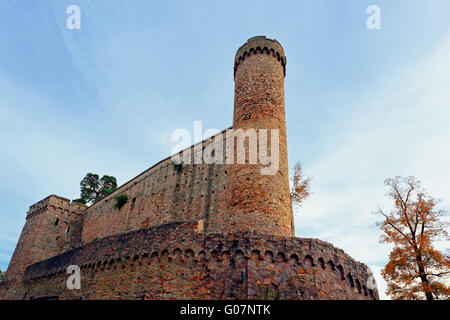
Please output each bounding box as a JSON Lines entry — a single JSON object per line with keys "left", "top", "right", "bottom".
{"left": 290, "top": 161, "right": 312, "bottom": 209}
{"left": 73, "top": 173, "right": 117, "bottom": 205}
{"left": 376, "top": 176, "right": 450, "bottom": 300}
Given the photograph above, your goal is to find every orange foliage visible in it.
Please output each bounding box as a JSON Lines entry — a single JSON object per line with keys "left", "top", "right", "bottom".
{"left": 290, "top": 161, "right": 311, "bottom": 209}
{"left": 376, "top": 176, "right": 450, "bottom": 300}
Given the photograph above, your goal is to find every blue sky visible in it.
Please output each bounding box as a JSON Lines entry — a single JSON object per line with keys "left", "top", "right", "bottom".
{"left": 1, "top": 1, "right": 449, "bottom": 299}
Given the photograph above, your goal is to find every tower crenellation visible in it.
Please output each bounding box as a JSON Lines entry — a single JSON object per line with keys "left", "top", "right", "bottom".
{"left": 234, "top": 36, "right": 287, "bottom": 78}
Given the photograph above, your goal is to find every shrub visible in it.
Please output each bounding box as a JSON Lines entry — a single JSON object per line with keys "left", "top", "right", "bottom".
{"left": 172, "top": 162, "right": 183, "bottom": 172}
{"left": 114, "top": 194, "right": 128, "bottom": 210}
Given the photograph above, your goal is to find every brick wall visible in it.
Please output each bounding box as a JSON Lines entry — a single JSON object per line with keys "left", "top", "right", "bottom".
{"left": 20, "top": 223, "right": 378, "bottom": 300}
{"left": 81, "top": 133, "right": 232, "bottom": 244}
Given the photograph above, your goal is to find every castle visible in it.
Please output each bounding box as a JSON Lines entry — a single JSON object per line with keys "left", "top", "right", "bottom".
{"left": 0, "top": 36, "right": 378, "bottom": 300}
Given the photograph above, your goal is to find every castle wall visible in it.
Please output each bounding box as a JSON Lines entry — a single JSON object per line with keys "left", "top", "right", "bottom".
{"left": 81, "top": 132, "right": 232, "bottom": 244}
{"left": 20, "top": 223, "right": 377, "bottom": 300}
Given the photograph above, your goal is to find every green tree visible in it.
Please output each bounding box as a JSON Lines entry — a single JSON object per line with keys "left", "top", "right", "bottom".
{"left": 73, "top": 173, "right": 117, "bottom": 205}
{"left": 0, "top": 270, "right": 5, "bottom": 282}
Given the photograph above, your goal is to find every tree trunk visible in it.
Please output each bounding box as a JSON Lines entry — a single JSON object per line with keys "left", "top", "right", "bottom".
{"left": 418, "top": 264, "right": 434, "bottom": 301}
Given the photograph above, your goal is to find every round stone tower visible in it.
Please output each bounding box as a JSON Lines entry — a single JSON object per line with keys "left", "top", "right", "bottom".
{"left": 226, "top": 36, "right": 294, "bottom": 237}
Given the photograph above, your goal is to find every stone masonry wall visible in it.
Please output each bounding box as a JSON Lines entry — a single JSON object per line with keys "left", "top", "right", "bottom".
{"left": 81, "top": 131, "right": 232, "bottom": 244}
{"left": 20, "top": 223, "right": 378, "bottom": 300}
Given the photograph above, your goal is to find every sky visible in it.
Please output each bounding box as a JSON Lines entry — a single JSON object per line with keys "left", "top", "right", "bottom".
{"left": 0, "top": 1, "right": 449, "bottom": 299}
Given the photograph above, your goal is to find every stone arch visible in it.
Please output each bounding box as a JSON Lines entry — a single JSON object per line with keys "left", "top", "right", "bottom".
{"left": 251, "top": 249, "right": 261, "bottom": 261}
{"left": 363, "top": 285, "right": 368, "bottom": 296}
{"left": 198, "top": 250, "right": 207, "bottom": 262}
{"left": 276, "top": 252, "right": 287, "bottom": 263}
{"left": 184, "top": 249, "right": 195, "bottom": 261}
{"left": 210, "top": 250, "right": 219, "bottom": 260}
{"left": 347, "top": 273, "right": 355, "bottom": 288}
{"left": 303, "top": 255, "right": 314, "bottom": 267}
{"left": 289, "top": 254, "right": 299, "bottom": 265}
{"left": 355, "top": 279, "right": 362, "bottom": 293}
{"left": 264, "top": 250, "right": 274, "bottom": 262}
{"left": 337, "top": 265, "right": 345, "bottom": 280}
{"left": 172, "top": 248, "right": 183, "bottom": 261}
{"left": 149, "top": 251, "right": 159, "bottom": 264}
{"left": 327, "top": 260, "right": 336, "bottom": 270}
{"left": 318, "top": 257, "right": 325, "bottom": 269}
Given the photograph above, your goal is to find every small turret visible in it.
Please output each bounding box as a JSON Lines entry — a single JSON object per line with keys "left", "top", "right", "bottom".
{"left": 4, "top": 195, "right": 86, "bottom": 283}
